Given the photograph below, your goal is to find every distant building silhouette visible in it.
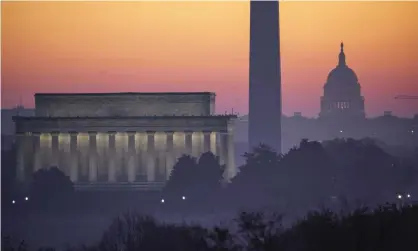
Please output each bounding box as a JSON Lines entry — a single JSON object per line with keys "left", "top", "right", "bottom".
{"left": 249, "top": 0, "right": 282, "bottom": 153}
{"left": 2, "top": 44, "right": 416, "bottom": 167}
{"left": 235, "top": 42, "right": 418, "bottom": 154}
{"left": 1, "top": 106, "right": 34, "bottom": 151}
{"left": 320, "top": 42, "right": 365, "bottom": 119}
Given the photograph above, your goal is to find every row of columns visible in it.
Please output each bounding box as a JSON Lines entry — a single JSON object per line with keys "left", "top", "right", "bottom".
{"left": 16, "top": 130, "right": 236, "bottom": 184}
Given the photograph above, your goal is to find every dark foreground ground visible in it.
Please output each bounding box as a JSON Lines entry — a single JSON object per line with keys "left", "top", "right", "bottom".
{"left": 4, "top": 191, "right": 414, "bottom": 250}
{"left": 2, "top": 191, "right": 240, "bottom": 249}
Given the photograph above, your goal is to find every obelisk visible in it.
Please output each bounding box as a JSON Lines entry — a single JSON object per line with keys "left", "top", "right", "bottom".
{"left": 248, "top": 0, "right": 282, "bottom": 153}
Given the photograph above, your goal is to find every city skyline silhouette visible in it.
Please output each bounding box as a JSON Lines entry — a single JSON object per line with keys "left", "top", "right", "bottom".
{"left": 2, "top": 1, "right": 418, "bottom": 117}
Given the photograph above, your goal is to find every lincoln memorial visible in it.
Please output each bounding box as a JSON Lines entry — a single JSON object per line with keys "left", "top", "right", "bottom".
{"left": 13, "top": 92, "right": 237, "bottom": 191}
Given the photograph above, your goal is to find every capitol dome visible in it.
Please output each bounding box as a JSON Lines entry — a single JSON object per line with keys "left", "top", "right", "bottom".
{"left": 320, "top": 42, "right": 365, "bottom": 119}
{"left": 326, "top": 42, "right": 359, "bottom": 86}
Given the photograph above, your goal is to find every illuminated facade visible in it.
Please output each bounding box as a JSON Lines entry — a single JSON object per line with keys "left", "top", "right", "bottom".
{"left": 13, "top": 92, "right": 237, "bottom": 190}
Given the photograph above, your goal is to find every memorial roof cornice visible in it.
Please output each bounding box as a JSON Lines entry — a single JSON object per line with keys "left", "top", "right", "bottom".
{"left": 13, "top": 115, "right": 238, "bottom": 121}
{"left": 34, "top": 92, "right": 215, "bottom": 96}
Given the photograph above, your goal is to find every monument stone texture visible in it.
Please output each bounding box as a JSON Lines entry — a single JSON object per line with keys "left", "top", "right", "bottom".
{"left": 249, "top": 0, "right": 282, "bottom": 153}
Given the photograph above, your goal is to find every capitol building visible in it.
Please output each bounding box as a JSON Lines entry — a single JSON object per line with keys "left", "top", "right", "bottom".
{"left": 319, "top": 43, "right": 365, "bottom": 119}
{"left": 235, "top": 43, "right": 418, "bottom": 152}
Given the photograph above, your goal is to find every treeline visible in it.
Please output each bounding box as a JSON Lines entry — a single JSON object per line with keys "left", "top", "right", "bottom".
{"left": 3, "top": 138, "right": 418, "bottom": 213}
{"left": 3, "top": 204, "right": 418, "bottom": 251}
{"left": 164, "top": 138, "right": 418, "bottom": 212}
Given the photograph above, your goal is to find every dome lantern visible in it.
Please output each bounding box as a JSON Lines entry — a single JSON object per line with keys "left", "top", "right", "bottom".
{"left": 338, "top": 42, "right": 346, "bottom": 67}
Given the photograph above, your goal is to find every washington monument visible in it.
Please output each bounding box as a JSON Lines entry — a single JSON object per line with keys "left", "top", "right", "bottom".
{"left": 249, "top": 1, "right": 282, "bottom": 153}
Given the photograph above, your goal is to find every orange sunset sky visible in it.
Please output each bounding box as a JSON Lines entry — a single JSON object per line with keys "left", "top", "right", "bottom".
{"left": 1, "top": 1, "right": 418, "bottom": 117}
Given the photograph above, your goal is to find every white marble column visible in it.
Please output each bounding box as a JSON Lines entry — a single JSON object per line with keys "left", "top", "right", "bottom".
{"left": 51, "top": 132, "right": 59, "bottom": 168}
{"left": 195, "top": 131, "right": 206, "bottom": 159}
{"left": 108, "top": 132, "right": 116, "bottom": 182}
{"left": 33, "top": 133, "right": 42, "bottom": 172}
{"left": 42, "top": 133, "right": 53, "bottom": 169}
{"left": 226, "top": 130, "right": 236, "bottom": 179}
{"left": 191, "top": 132, "right": 199, "bottom": 158}
{"left": 203, "top": 131, "right": 211, "bottom": 154}
{"left": 185, "top": 131, "right": 193, "bottom": 156}
{"left": 96, "top": 133, "right": 108, "bottom": 181}
{"left": 16, "top": 133, "right": 26, "bottom": 182}
{"left": 146, "top": 131, "right": 156, "bottom": 182}
{"left": 173, "top": 132, "right": 185, "bottom": 159}
{"left": 199, "top": 132, "right": 206, "bottom": 158}
{"left": 69, "top": 132, "right": 78, "bottom": 182}
{"left": 220, "top": 128, "right": 237, "bottom": 181}
{"left": 127, "top": 132, "right": 136, "bottom": 182}
{"left": 88, "top": 132, "right": 98, "bottom": 182}
{"left": 58, "top": 133, "right": 71, "bottom": 177}
{"left": 135, "top": 132, "right": 148, "bottom": 180}
{"left": 210, "top": 132, "right": 217, "bottom": 158}
{"left": 77, "top": 133, "right": 89, "bottom": 180}
{"left": 165, "top": 131, "right": 175, "bottom": 179}
{"left": 219, "top": 132, "right": 228, "bottom": 167}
